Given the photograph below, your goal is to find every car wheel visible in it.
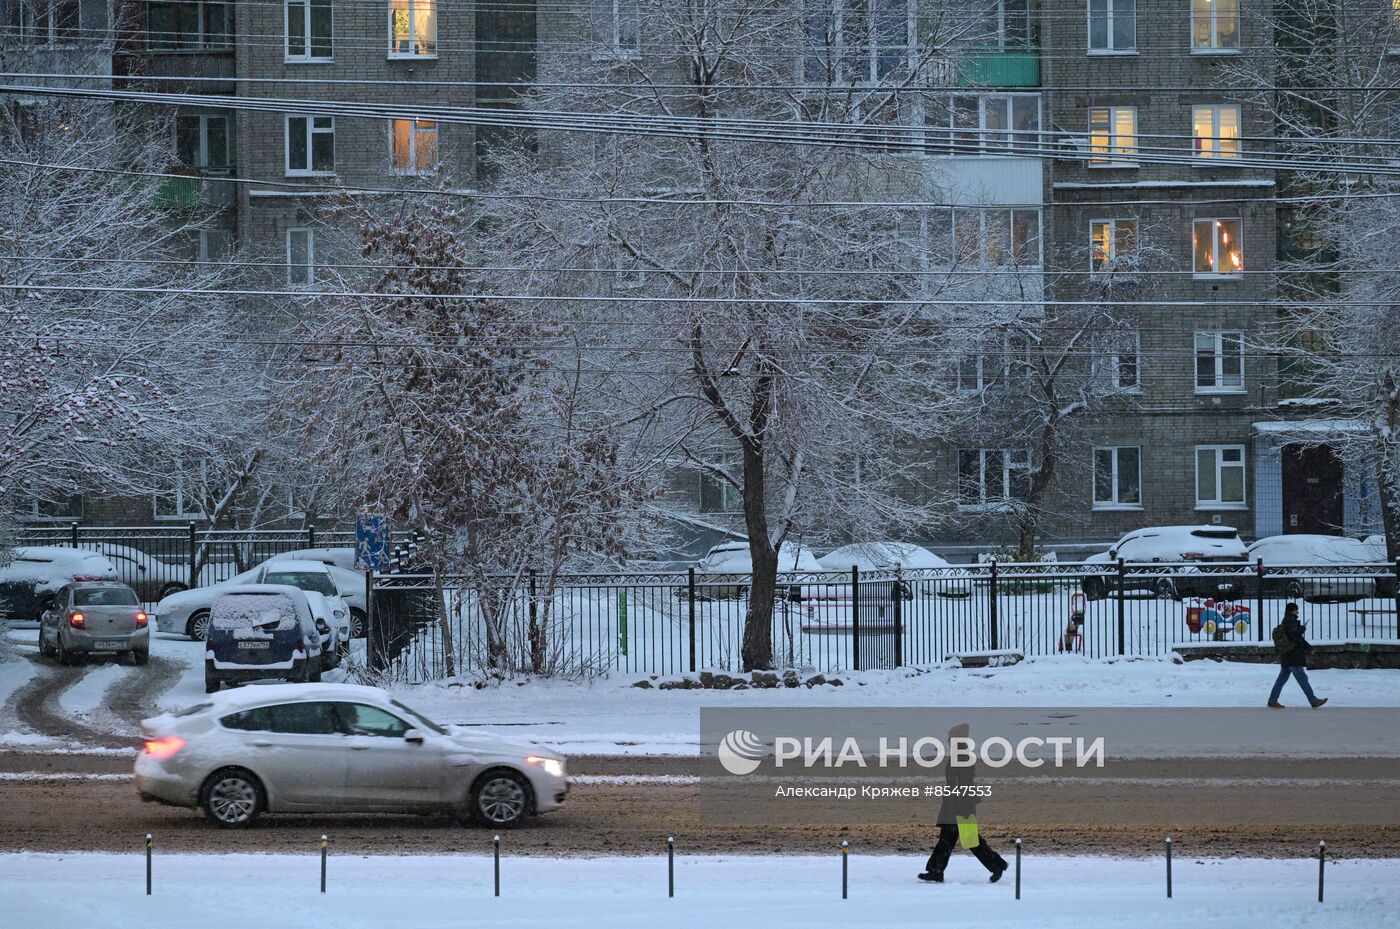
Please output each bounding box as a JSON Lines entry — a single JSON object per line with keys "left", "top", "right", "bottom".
{"left": 38, "top": 628, "right": 53, "bottom": 658}
{"left": 348, "top": 608, "right": 366, "bottom": 639}
{"left": 1082, "top": 576, "right": 1107, "bottom": 601}
{"left": 55, "top": 636, "right": 74, "bottom": 666}
{"left": 1154, "top": 578, "right": 1179, "bottom": 600}
{"left": 200, "top": 768, "right": 265, "bottom": 828}
{"left": 470, "top": 769, "right": 532, "bottom": 828}
{"left": 158, "top": 582, "right": 188, "bottom": 601}
{"left": 1285, "top": 580, "right": 1305, "bottom": 600}
{"left": 186, "top": 610, "right": 211, "bottom": 641}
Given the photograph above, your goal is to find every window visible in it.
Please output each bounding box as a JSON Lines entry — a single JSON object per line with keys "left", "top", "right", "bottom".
{"left": 698, "top": 458, "right": 742, "bottom": 514}
{"left": 957, "top": 448, "right": 1031, "bottom": 509}
{"left": 1193, "top": 218, "right": 1243, "bottom": 276}
{"left": 153, "top": 462, "right": 207, "bottom": 520}
{"left": 286, "top": 0, "right": 332, "bottom": 61}
{"left": 1088, "top": 106, "right": 1137, "bottom": 165}
{"left": 592, "top": 0, "right": 640, "bottom": 55}
{"left": 925, "top": 94, "right": 1040, "bottom": 153}
{"left": 268, "top": 702, "right": 343, "bottom": 735}
{"left": 1093, "top": 447, "right": 1142, "bottom": 509}
{"left": 221, "top": 707, "right": 272, "bottom": 731}
{"left": 197, "top": 228, "right": 233, "bottom": 263}
{"left": 803, "top": 0, "right": 915, "bottom": 83}
{"left": 1194, "top": 330, "right": 1245, "bottom": 393}
{"left": 957, "top": 333, "right": 1023, "bottom": 392}
{"left": 1088, "top": 0, "right": 1135, "bottom": 52}
{"left": 285, "top": 115, "right": 334, "bottom": 175}
{"left": 16, "top": 0, "right": 79, "bottom": 44}
{"left": 1094, "top": 329, "right": 1141, "bottom": 390}
{"left": 1192, "top": 105, "right": 1241, "bottom": 160}
{"left": 337, "top": 704, "right": 411, "bottom": 737}
{"left": 1196, "top": 445, "right": 1246, "bottom": 508}
{"left": 390, "top": 118, "right": 438, "bottom": 173}
{"left": 1090, "top": 218, "right": 1138, "bottom": 270}
{"left": 175, "top": 114, "right": 229, "bottom": 172}
{"left": 147, "top": 0, "right": 229, "bottom": 50}
{"left": 287, "top": 228, "right": 315, "bottom": 284}
{"left": 1191, "top": 0, "right": 1239, "bottom": 51}
{"left": 389, "top": 0, "right": 436, "bottom": 56}
{"left": 952, "top": 208, "right": 1041, "bottom": 267}
{"left": 970, "top": 0, "right": 1032, "bottom": 49}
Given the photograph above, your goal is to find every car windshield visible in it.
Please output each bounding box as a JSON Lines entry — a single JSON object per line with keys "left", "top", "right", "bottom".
{"left": 390, "top": 698, "right": 448, "bottom": 736}
{"left": 212, "top": 593, "right": 298, "bottom": 630}
{"left": 263, "top": 571, "right": 336, "bottom": 596}
{"left": 73, "top": 588, "right": 138, "bottom": 607}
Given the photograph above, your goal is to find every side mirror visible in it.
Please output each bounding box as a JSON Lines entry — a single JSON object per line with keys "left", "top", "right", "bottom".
{"left": 404, "top": 728, "right": 424, "bottom": 744}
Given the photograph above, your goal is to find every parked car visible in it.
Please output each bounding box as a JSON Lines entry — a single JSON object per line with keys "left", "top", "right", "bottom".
{"left": 155, "top": 557, "right": 363, "bottom": 641}
{"left": 204, "top": 585, "right": 324, "bottom": 693}
{"left": 38, "top": 582, "right": 150, "bottom": 665}
{"left": 1080, "top": 526, "right": 1249, "bottom": 601}
{"left": 1248, "top": 535, "right": 1377, "bottom": 602}
{"left": 692, "top": 541, "right": 824, "bottom": 599}
{"left": 0, "top": 547, "right": 119, "bottom": 620}
{"left": 279, "top": 547, "right": 362, "bottom": 573}
{"left": 79, "top": 544, "right": 188, "bottom": 603}
{"left": 818, "top": 542, "right": 973, "bottom": 597}
{"left": 134, "top": 682, "right": 568, "bottom": 828}
{"left": 257, "top": 561, "right": 350, "bottom": 668}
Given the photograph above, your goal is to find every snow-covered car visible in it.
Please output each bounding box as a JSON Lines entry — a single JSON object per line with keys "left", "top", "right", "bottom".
{"left": 693, "top": 540, "right": 824, "bottom": 599}
{"left": 278, "top": 547, "right": 362, "bottom": 573}
{"left": 0, "top": 547, "right": 119, "bottom": 620}
{"left": 79, "top": 543, "right": 189, "bottom": 603}
{"left": 154, "top": 557, "right": 364, "bottom": 641}
{"left": 1080, "top": 526, "right": 1249, "bottom": 601}
{"left": 1248, "top": 535, "right": 1378, "bottom": 602}
{"left": 203, "top": 586, "right": 324, "bottom": 692}
{"left": 818, "top": 542, "right": 973, "bottom": 597}
{"left": 135, "top": 683, "right": 568, "bottom": 828}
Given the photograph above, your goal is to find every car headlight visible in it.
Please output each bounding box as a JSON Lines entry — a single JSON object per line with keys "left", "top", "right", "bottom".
{"left": 334, "top": 609, "right": 346, "bottom": 618}
{"left": 526, "top": 756, "right": 565, "bottom": 778}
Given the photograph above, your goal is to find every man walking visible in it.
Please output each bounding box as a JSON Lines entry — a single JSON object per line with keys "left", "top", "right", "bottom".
{"left": 1269, "top": 602, "right": 1328, "bottom": 709}
{"left": 919, "top": 723, "right": 1008, "bottom": 884}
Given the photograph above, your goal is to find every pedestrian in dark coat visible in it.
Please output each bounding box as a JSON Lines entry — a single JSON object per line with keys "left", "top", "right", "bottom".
{"left": 919, "top": 723, "right": 1008, "bottom": 884}
{"left": 1269, "top": 602, "right": 1327, "bottom": 709}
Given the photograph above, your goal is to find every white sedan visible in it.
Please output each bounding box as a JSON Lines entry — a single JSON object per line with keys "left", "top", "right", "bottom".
{"left": 818, "top": 542, "right": 973, "bottom": 597}
{"left": 155, "top": 558, "right": 363, "bottom": 641}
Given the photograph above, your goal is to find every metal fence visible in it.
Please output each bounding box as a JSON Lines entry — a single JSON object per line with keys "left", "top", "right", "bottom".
{"left": 369, "top": 560, "right": 1400, "bottom": 681}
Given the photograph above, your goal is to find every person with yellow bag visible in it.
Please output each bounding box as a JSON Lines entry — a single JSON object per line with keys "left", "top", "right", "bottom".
{"left": 918, "top": 723, "right": 1008, "bottom": 884}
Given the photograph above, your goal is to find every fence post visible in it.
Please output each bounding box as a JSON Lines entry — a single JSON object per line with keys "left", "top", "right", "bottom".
{"left": 493, "top": 835, "right": 501, "bottom": 897}
{"left": 1256, "top": 559, "right": 1266, "bottom": 642}
{"left": 988, "top": 560, "right": 999, "bottom": 652}
{"left": 307, "top": 524, "right": 316, "bottom": 550}
{"left": 187, "top": 521, "right": 198, "bottom": 589}
{"left": 1116, "top": 558, "right": 1126, "bottom": 656}
{"left": 1165, "top": 836, "right": 1172, "bottom": 898}
{"left": 320, "top": 834, "right": 327, "bottom": 893}
{"left": 1014, "top": 837, "right": 1021, "bottom": 899}
{"left": 145, "top": 833, "right": 152, "bottom": 895}
{"left": 69, "top": 520, "right": 79, "bottom": 548}
{"left": 365, "top": 568, "right": 377, "bottom": 673}
{"left": 893, "top": 567, "right": 904, "bottom": 669}
{"left": 528, "top": 567, "right": 539, "bottom": 672}
{"left": 851, "top": 566, "right": 861, "bottom": 671}
{"left": 687, "top": 568, "right": 697, "bottom": 673}
{"left": 667, "top": 835, "right": 675, "bottom": 897}
{"left": 1317, "top": 839, "right": 1325, "bottom": 902}
{"left": 840, "top": 840, "right": 848, "bottom": 899}
{"left": 1393, "top": 560, "right": 1399, "bottom": 640}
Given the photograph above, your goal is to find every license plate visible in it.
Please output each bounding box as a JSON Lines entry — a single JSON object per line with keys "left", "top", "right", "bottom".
{"left": 96, "top": 640, "right": 125, "bottom": 649}
{"left": 238, "top": 641, "right": 271, "bottom": 650}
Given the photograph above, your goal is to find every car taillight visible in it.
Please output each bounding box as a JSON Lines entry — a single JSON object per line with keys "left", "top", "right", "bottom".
{"left": 1181, "top": 552, "right": 1204, "bottom": 561}
{"left": 135, "top": 611, "right": 148, "bottom": 628}
{"left": 144, "top": 736, "right": 185, "bottom": 759}
{"left": 68, "top": 611, "right": 85, "bottom": 629}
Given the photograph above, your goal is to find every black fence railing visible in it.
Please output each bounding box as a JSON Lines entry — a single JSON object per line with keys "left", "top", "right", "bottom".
{"left": 368, "top": 560, "right": 1400, "bottom": 681}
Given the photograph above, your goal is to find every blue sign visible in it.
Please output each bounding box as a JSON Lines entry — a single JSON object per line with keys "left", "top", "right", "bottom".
{"left": 355, "top": 516, "right": 391, "bottom": 570}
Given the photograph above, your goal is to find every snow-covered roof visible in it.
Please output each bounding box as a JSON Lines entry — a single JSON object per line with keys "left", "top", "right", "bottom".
{"left": 199, "top": 682, "right": 390, "bottom": 712}
{"left": 818, "top": 542, "right": 951, "bottom": 571}
{"left": 1251, "top": 419, "right": 1365, "bottom": 434}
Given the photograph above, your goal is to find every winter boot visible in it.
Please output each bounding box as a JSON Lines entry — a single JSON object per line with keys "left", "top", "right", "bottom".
{"left": 1267, "top": 701, "right": 1285, "bottom": 708}
{"left": 1310, "top": 697, "right": 1328, "bottom": 708}
{"left": 917, "top": 871, "right": 944, "bottom": 883}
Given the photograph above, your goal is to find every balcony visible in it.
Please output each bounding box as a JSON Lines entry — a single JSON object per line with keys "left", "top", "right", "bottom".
{"left": 154, "top": 175, "right": 236, "bottom": 210}
{"left": 957, "top": 50, "right": 1040, "bottom": 88}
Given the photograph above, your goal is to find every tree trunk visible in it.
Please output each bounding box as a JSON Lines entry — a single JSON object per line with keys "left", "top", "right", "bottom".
{"left": 432, "top": 562, "right": 457, "bottom": 679}
{"left": 1377, "top": 444, "right": 1400, "bottom": 562}
{"left": 740, "top": 442, "right": 777, "bottom": 671}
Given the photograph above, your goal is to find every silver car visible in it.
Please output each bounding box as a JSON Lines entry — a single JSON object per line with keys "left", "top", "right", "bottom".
{"left": 135, "top": 683, "right": 569, "bottom": 828}
{"left": 39, "top": 582, "right": 150, "bottom": 665}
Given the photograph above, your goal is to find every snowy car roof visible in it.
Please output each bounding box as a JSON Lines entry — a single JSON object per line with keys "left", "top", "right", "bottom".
{"left": 259, "top": 559, "right": 333, "bottom": 573}
{"left": 198, "top": 681, "right": 393, "bottom": 712}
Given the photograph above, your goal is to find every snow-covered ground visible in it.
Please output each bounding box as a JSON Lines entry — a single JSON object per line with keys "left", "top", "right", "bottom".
{"left": 2, "top": 852, "right": 1390, "bottom": 929}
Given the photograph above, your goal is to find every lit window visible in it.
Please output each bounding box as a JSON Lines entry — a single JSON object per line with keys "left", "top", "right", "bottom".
{"left": 175, "top": 114, "right": 230, "bottom": 172}
{"left": 286, "top": 0, "right": 333, "bottom": 61}
{"left": 1093, "top": 447, "right": 1142, "bottom": 509}
{"left": 390, "top": 118, "right": 438, "bottom": 173}
{"left": 593, "top": 0, "right": 641, "bottom": 55}
{"left": 287, "top": 227, "right": 315, "bottom": 285}
{"left": 1192, "top": 218, "right": 1242, "bottom": 276}
{"left": 1194, "top": 331, "right": 1245, "bottom": 393}
{"left": 1192, "top": 105, "right": 1241, "bottom": 159}
{"left": 285, "top": 115, "right": 335, "bottom": 175}
{"left": 389, "top": 0, "right": 436, "bottom": 57}
{"left": 1196, "top": 445, "right": 1246, "bottom": 508}
{"left": 1088, "top": 106, "right": 1137, "bottom": 165}
{"left": 1090, "top": 218, "right": 1138, "bottom": 270}
{"left": 958, "top": 449, "right": 1032, "bottom": 509}
{"left": 1191, "top": 0, "right": 1239, "bottom": 51}
{"left": 952, "top": 208, "right": 1041, "bottom": 267}
{"left": 1088, "top": 0, "right": 1136, "bottom": 52}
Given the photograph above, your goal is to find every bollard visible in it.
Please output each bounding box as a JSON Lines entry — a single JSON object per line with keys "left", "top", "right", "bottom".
{"left": 1014, "top": 838, "right": 1021, "bottom": 900}
{"left": 1165, "top": 837, "right": 1172, "bottom": 898}
{"left": 320, "top": 835, "right": 328, "bottom": 893}
{"left": 840, "top": 840, "right": 848, "bottom": 899}
{"left": 667, "top": 836, "right": 674, "bottom": 898}
{"left": 494, "top": 835, "right": 501, "bottom": 897}
{"left": 145, "top": 833, "right": 152, "bottom": 896}
{"left": 1318, "top": 840, "right": 1325, "bottom": 902}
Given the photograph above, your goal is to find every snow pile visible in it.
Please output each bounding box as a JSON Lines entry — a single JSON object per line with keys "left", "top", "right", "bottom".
{"left": 210, "top": 593, "right": 298, "bottom": 636}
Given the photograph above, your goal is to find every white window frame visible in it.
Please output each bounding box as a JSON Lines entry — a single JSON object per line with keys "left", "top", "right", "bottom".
{"left": 1087, "top": 0, "right": 1136, "bottom": 54}
{"left": 1191, "top": 0, "right": 1240, "bottom": 53}
{"left": 1094, "top": 329, "right": 1141, "bottom": 391}
{"left": 388, "top": 0, "right": 437, "bottom": 58}
{"left": 1088, "top": 105, "right": 1137, "bottom": 166}
{"left": 951, "top": 207, "right": 1042, "bottom": 268}
{"left": 153, "top": 462, "right": 209, "bottom": 520}
{"left": 197, "top": 227, "right": 232, "bottom": 264}
{"left": 389, "top": 118, "right": 438, "bottom": 174}
{"left": 802, "top": 0, "right": 917, "bottom": 85}
{"left": 1093, "top": 446, "right": 1143, "bottom": 510}
{"left": 287, "top": 227, "right": 316, "bottom": 285}
{"left": 1192, "top": 217, "right": 1243, "bottom": 277}
{"left": 697, "top": 455, "right": 743, "bottom": 514}
{"left": 146, "top": 0, "right": 230, "bottom": 51}
{"left": 957, "top": 448, "right": 1032, "bottom": 511}
{"left": 18, "top": 0, "right": 79, "bottom": 46}
{"left": 284, "top": 114, "right": 335, "bottom": 176}
{"left": 1192, "top": 104, "right": 1242, "bottom": 161}
{"left": 285, "top": 0, "right": 334, "bottom": 63}
{"left": 1194, "top": 330, "right": 1245, "bottom": 394}
{"left": 1089, "top": 217, "right": 1138, "bottom": 271}
{"left": 176, "top": 113, "right": 230, "bottom": 173}
{"left": 593, "top": 0, "right": 642, "bottom": 58}
{"left": 926, "top": 92, "right": 1041, "bottom": 154}
{"left": 957, "top": 338, "right": 1012, "bottom": 393}
{"left": 1195, "top": 444, "right": 1247, "bottom": 509}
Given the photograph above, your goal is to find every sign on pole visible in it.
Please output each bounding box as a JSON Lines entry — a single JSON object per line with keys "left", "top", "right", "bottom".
{"left": 355, "top": 516, "right": 391, "bottom": 570}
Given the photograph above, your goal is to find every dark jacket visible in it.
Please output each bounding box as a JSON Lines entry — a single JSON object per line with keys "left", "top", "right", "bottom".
{"left": 936, "top": 759, "right": 980, "bottom": 824}
{"left": 1278, "top": 616, "right": 1312, "bottom": 667}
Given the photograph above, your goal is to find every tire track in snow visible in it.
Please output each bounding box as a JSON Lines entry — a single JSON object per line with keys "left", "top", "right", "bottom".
{"left": 7, "top": 654, "right": 183, "bottom": 750}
